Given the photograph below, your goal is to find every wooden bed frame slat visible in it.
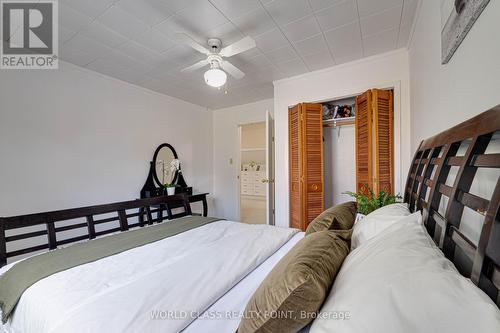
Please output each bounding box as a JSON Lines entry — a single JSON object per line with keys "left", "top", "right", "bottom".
{"left": 118, "top": 210, "right": 129, "bottom": 232}
{"left": 473, "top": 153, "right": 500, "bottom": 168}
{"left": 431, "top": 157, "right": 442, "bottom": 165}
{"left": 446, "top": 156, "right": 464, "bottom": 166}
{"left": 57, "top": 235, "right": 91, "bottom": 247}
{"left": 405, "top": 106, "right": 500, "bottom": 305}
{"left": 438, "top": 183, "right": 453, "bottom": 197}
{"left": 93, "top": 216, "right": 119, "bottom": 225}
{"left": 450, "top": 226, "right": 477, "bottom": 261}
{"left": 54, "top": 222, "right": 89, "bottom": 233}
{"left": 86, "top": 215, "right": 96, "bottom": 239}
{"left": 47, "top": 222, "right": 57, "bottom": 250}
{"left": 0, "top": 194, "right": 192, "bottom": 265}
{"left": 5, "top": 230, "right": 48, "bottom": 242}
{"left": 458, "top": 191, "right": 489, "bottom": 215}
{"left": 7, "top": 244, "right": 50, "bottom": 258}
{"left": 94, "top": 227, "right": 122, "bottom": 238}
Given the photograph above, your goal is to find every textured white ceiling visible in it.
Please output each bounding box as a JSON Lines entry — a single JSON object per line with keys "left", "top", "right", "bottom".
{"left": 5, "top": 0, "right": 419, "bottom": 109}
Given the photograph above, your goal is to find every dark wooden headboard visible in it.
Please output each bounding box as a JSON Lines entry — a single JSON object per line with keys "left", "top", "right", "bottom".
{"left": 0, "top": 195, "right": 192, "bottom": 267}
{"left": 404, "top": 106, "right": 500, "bottom": 306}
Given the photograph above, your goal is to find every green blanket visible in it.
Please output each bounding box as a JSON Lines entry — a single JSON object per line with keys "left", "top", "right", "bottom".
{"left": 0, "top": 215, "right": 222, "bottom": 323}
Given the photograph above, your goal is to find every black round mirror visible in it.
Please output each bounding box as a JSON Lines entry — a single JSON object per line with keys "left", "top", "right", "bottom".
{"left": 152, "top": 143, "right": 178, "bottom": 186}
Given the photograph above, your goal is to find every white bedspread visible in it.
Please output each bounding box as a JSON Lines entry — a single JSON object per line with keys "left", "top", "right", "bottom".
{"left": 183, "top": 232, "right": 305, "bottom": 333}
{"left": 1, "top": 221, "right": 298, "bottom": 333}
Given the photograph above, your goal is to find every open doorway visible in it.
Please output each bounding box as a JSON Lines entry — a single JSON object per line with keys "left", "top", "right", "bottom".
{"left": 239, "top": 122, "right": 267, "bottom": 224}
{"left": 237, "top": 111, "right": 275, "bottom": 225}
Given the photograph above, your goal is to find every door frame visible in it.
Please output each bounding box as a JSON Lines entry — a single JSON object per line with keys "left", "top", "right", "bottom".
{"left": 236, "top": 119, "right": 272, "bottom": 224}
{"left": 266, "top": 110, "right": 275, "bottom": 225}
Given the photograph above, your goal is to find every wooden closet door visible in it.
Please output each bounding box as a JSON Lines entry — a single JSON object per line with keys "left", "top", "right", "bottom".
{"left": 289, "top": 103, "right": 324, "bottom": 231}
{"left": 301, "top": 103, "right": 324, "bottom": 228}
{"left": 289, "top": 104, "right": 302, "bottom": 230}
{"left": 372, "top": 89, "right": 394, "bottom": 194}
{"left": 355, "top": 91, "right": 373, "bottom": 195}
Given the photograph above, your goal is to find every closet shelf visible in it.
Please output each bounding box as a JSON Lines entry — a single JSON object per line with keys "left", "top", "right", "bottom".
{"left": 323, "top": 116, "right": 355, "bottom": 128}
{"left": 241, "top": 148, "right": 266, "bottom": 152}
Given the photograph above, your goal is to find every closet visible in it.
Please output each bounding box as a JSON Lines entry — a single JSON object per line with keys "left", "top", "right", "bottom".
{"left": 288, "top": 89, "right": 394, "bottom": 230}
{"left": 288, "top": 103, "right": 324, "bottom": 231}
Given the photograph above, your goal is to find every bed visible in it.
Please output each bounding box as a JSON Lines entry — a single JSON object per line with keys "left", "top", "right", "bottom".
{"left": 1, "top": 106, "right": 499, "bottom": 332}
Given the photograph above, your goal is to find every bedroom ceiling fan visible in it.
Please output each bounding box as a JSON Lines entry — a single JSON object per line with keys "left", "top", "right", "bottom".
{"left": 176, "top": 33, "right": 256, "bottom": 88}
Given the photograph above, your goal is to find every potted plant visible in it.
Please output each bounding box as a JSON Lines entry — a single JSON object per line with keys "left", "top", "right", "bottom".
{"left": 164, "top": 183, "right": 176, "bottom": 196}
{"left": 343, "top": 187, "right": 402, "bottom": 220}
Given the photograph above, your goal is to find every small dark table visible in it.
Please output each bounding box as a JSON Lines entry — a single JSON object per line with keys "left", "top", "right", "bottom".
{"left": 138, "top": 193, "right": 210, "bottom": 225}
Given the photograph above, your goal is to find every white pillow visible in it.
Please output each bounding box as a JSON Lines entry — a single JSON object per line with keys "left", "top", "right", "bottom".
{"left": 351, "top": 203, "right": 413, "bottom": 249}
{"left": 310, "top": 216, "right": 500, "bottom": 333}
{"left": 364, "top": 202, "right": 410, "bottom": 217}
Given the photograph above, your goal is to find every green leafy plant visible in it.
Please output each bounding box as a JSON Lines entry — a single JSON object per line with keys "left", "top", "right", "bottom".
{"left": 163, "top": 183, "right": 176, "bottom": 189}
{"left": 343, "top": 186, "right": 402, "bottom": 215}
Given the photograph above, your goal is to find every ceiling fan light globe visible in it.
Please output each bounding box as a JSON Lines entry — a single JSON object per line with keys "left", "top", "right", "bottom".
{"left": 204, "top": 68, "right": 227, "bottom": 88}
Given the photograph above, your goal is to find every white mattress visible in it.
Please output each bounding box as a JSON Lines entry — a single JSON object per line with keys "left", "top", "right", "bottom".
{"left": 183, "top": 231, "right": 305, "bottom": 333}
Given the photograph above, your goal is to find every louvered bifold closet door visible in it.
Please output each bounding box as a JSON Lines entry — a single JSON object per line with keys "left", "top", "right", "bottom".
{"left": 355, "top": 91, "right": 373, "bottom": 195}
{"left": 301, "top": 103, "right": 324, "bottom": 228}
{"left": 372, "top": 89, "right": 394, "bottom": 194}
{"left": 289, "top": 104, "right": 302, "bottom": 230}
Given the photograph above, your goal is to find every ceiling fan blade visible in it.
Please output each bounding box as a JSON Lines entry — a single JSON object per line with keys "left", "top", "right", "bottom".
{"left": 221, "top": 61, "right": 245, "bottom": 79}
{"left": 220, "top": 36, "right": 256, "bottom": 57}
{"left": 175, "top": 32, "right": 210, "bottom": 55}
{"left": 181, "top": 59, "right": 209, "bottom": 72}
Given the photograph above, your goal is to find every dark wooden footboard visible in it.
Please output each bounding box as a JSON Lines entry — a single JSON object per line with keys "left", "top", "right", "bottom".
{"left": 404, "top": 106, "right": 500, "bottom": 305}
{"left": 0, "top": 194, "right": 192, "bottom": 266}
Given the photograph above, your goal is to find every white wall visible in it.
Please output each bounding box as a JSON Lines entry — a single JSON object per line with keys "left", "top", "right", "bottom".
{"left": 409, "top": 0, "right": 500, "bottom": 149}
{"left": 212, "top": 99, "right": 273, "bottom": 220}
{"left": 0, "top": 61, "right": 213, "bottom": 218}
{"left": 274, "top": 49, "right": 411, "bottom": 228}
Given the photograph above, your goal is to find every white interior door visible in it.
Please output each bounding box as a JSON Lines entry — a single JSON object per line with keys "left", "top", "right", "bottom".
{"left": 266, "top": 111, "right": 275, "bottom": 225}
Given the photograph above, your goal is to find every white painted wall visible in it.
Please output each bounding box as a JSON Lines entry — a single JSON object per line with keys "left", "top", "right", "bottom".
{"left": 274, "top": 49, "right": 411, "bottom": 228}
{"left": 409, "top": 0, "right": 500, "bottom": 149}
{"left": 0, "top": 61, "right": 213, "bottom": 219}
{"left": 212, "top": 99, "right": 273, "bottom": 220}
{"left": 408, "top": 0, "right": 500, "bottom": 244}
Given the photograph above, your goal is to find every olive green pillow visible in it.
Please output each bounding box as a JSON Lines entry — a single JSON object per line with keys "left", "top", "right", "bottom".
{"left": 305, "top": 201, "right": 357, "bottom": 235}
{"left": 329, "top": 217, "right": 353, "bottom": 247}
{"left": 237, "top": 231, "right": 350, "bottom": 333}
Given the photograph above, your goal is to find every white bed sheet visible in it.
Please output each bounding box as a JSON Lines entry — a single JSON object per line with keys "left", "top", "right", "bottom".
{"left": 183, "top": 231, "right": 305, "bottom": 333}
{"left": 1, "top": 221, "right": 299, "bottom": 333}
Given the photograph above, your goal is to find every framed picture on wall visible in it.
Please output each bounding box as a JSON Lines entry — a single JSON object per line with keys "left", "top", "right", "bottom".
{"left": 441, "top": 0, "right": 490, "bottom": 64}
